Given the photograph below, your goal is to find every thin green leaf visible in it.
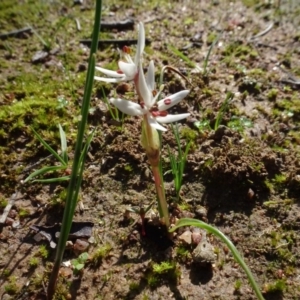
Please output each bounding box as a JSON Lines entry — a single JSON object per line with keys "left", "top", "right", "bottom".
{"left": 31, "top": 127, "right": 66, "bottom": 166}
{"left": 23, "top": 165, "right": 66, "bottom": 183}
{"left": 32, "top": 176, "right": 70, "bottom": 183}
{"left": 26, "top": 24, "right": 51, "bottom": 50}
{"left": 170, "top": 218, "right": 265, "bottom": 300}
{"left": 203, "top": 32, "right": 222, "bottom": 76}
{"left": 59, "top": 124, "right": 68, "bottom": 164}
{"left": 168, "top": 44, "right": 196, "bottom": 68}
{"left": 47, "top": 1, "right": 102, "bottom": 298}
{"left": 168, "top": 124, "right": 191, "bottom": 199}
{"left": 78, "top": 129, "right": 96, "bottom": 170}
{"left": 102, "top": 87, "right": 118, "bottom": 121}
{"left": 214, "top": 92, "right": 234, "bottom": 130}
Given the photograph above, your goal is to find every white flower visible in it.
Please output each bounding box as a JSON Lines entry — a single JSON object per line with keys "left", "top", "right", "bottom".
{"left": 94, "top": 22, "right": 145, "bottom": 83}
{"left": 110, "top": 61, "right": 190, "bottom": 131}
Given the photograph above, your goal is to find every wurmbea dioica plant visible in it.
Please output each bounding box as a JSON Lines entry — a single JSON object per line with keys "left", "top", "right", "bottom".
{"left": 95, "top": 23, "right": 190, "bottom": 227}
{"left": 95, "top": 23, "right": 265, "bottom": 300}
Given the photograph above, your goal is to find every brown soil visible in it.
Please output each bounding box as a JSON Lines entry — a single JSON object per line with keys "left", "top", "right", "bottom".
{"left": 1, "top": 0, "right": 300, "bottom": 299}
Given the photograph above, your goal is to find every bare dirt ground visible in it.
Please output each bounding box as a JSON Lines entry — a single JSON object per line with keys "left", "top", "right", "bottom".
{"left": 1, "top": 0, "right": 300, "bottom": 299}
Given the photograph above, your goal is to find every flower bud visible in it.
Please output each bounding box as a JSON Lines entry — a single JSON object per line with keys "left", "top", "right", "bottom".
{"left": 141, "top": 119, "right": 160, "bottom": 166}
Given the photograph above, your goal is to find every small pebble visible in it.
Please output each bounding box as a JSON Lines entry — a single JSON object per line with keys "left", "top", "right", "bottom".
{"left": 192, "top": 232, "right": 216, "bottom": 264}
{"left": 248, "top": 188, "right": 255, "bottom": 199}
{"left": 8, "top": 209, "right": 17, "bottom": 219}
{"left": 32, "top": 50, "right": 48, "bottom": 63}
{"left": 12, "top": 220, "right": 20, "bottom": 228}
{"left": 5, "top": 217, "right": 14, "bottom": 226}
{"left": 195, "top": 205, "right": 208, "bottom": 218}
{"left": 73, "top": 239, "right": 89, "bottom": 252}
{"left": 191, "top": 230, "right": 202, "bottom": 245}
{"left": 178, "top": 230, "right": 192, "bottom": 245}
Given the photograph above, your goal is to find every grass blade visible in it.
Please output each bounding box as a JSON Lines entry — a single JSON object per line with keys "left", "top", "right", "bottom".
{"left": 214, "top": 91, "right": 234, "bottom": 130}
{"left": 32, "top": 176, "right": 70, "bottom": 183}
{"left": 203, "top": 32, "right": 222, "bottom": 76}
{"left": 59, "top": 124, "right": 68, "bottom": 164}
{"left": 23, "top": 165, "right": 66, "bottom": 183}
{"left": 31, "top": 127, "right": 66, "bottom": 166}
{"left": 167, "top": 44, "right": 196, "bottom": 68}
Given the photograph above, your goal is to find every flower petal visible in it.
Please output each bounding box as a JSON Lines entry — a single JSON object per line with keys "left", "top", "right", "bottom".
{"left": 147, "top": 114, "right": 167, "bottom": 131}
{"left": 137, "top": 63, "right": 153, "bottom": 108}
{"left": 118, "top": 61, "right": 137, "bottom": 79}
{"left": 146, "top": 60, "right": 155, "bottom": 93}
{"left": 134, "top": 22, "right": 145, "bottom": 65}
{"left": 110, "top": 98, "right": 146, "bottom": 116}
{"left": 95, "top": 66, "right": 124, "bottom": 78}
{"left": 156, "top": 113, "right": 190, "bottom": 124}
{"left": 94, "top": 76, "right": 124, "bottom": 83}
{"left": 157, "top": 90, "right": 190, "bottom": 111}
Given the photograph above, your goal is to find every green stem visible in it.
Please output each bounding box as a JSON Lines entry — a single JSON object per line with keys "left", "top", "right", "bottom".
{"left": 142, "top": 116, "right": 169, "bottom": 226}
{"left": 151, "top": 165, "right": 169, "bottom": 227}
{"left": 46, "top": 1, "right": 102, "bottom": 299}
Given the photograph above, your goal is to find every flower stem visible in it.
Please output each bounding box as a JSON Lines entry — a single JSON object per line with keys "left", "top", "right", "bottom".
{"left": 142, "top": 116, "right": 169, "bottom": 227}
{"left": 151, "top": 164, "right": 169, "bottom": 227}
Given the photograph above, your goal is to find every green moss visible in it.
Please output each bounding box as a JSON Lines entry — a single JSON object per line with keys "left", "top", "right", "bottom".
{"left": 184, "top": 17, "right": 194, "bottom": 25}
{"left": 234, "top": 279, "right": 242, "bottom": 291}
{"left": 180, "top": 128, "right": 198, "bottom": 141}
{"left": 207, "top": 32, "right": 218, "bottom": 45}
{"left": 274, "top": 174, "right": 287, "bottom": 185}
{"left": 91, "top": 243, "right": 112, "bottom": 266}
{"left": 0, "top": 198, "right": 8, "bottom": 209}
{"left": 18, "top": 208, "right": 30, "bottom": 219}
{"left": 175, "top": 245, "right": 190, "bottom": 260}
{"left": 264, "top": 279, "right": 286, "bottom": 293}
{"left": 242, "top": 0, "right": 260, "bottom": 8}
{"left": 4, "top": 276, "right": 18, "bottom": 295}
{"left": 267, "top": 88, "right": 278, "bottom": 101}
{"left": 146, "top": 273, "right": 159, "bottom": 288}
{"left": 202, "top": 87, "right": 214, "bottom": 97}
{"left": 152, "top": 261, "right": 174, "bottom": 274}
{"left": 59, "top": 188, "right": 68, "bottom": 202}
{"left": 2, "top": 269, "right": 10, "bottom": 277}
{"left": 29, "top": 257, "right": 39, "bottom": 268}
{"left": 129, "top": 281, "right": 139, "bottom": 291}
{"left": 124, "top": 164, "right": 134, "bottom": 172}
{"left": 38, "top": 244, "right": 49, "bottom": 259}
{"left": 223, "top": 42, "right": 258, "bottom": 59}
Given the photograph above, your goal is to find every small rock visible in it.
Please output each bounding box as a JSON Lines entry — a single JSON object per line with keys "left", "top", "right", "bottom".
{"left": 248, "top": 188, "right": 255, "bottom": 199}
{"left": 192, "top": 232, "right": 216, "bottom": 264}
{"left": 195, "top": 205, "right": 208, "bottom": 218}
{"left": 178, "top": 230, "right": 192, "bottom": 244}
{"left": 73, "top": 239, "right": 89, "bottom": 252}
{"left": 1, "top": 294, "right": 13, "bottom": 300}
{"left": 8, "top": 209, "right": 17, "bottom": 219}
{"left": 33, "top": 232, "right": 43, "bottom": 242}
{"left": 12, "top": 220, "right": 20, "bottom": 228}
{"left": 88, "top": 236, "right": 95, "bottom": 244}
{"left": 66, "top": 241, "right": 73, "bottom": 249}
{"left": 60, "top": 266, "right": 73, "bottom": 278}
{"left": 31, "top": 50, "right": 48, "bottom": 63}
{"left": 191, "top": 229, "right": 202, "bottom": 244}
{"left": 5, "top": 217, "right": 14, "bottom": 226}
